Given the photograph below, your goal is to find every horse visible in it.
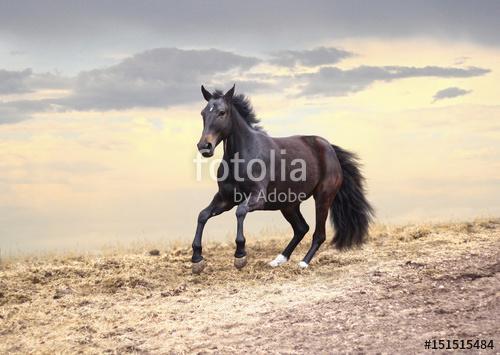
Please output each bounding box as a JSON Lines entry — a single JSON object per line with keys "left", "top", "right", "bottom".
{"left": 191, "top": 84, "right": 373, "bottom": 274}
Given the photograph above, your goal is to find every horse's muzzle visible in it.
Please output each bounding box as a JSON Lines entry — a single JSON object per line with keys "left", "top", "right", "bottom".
{"left": 197, "top": 141, "right": 214, "bottom": 157}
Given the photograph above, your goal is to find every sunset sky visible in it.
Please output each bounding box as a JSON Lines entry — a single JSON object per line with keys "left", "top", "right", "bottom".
{"left": 1, "top": 1, "right": 499, "bottom": 253}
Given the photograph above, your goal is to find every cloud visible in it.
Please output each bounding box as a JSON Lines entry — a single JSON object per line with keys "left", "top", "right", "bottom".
{"left": 0, "top": 46, "right": 492, "bottom": 124}
{"left": 9, "top": 50, "right": 26, "bottom": 56}
{"left": 0, "top": 0, "right": 499, "bottom": 50}
{"left": 57, "top": 48, "right": 261, "bottom": 110}
{"left": 0, "top": 68, "right": 70, "bottom": 95}
{"left": 432, "top": 87, "right": 472, "bottom": 102}
{"left": 454, "top": 56, "right": 470, "bottom": 65}
{"left": 269, "top": 47, "right": 353, "bottom": 67}
{"left": 0, "top": 69, "right": 33, "bottom": 94}
{"left": 1, "top": 47, "right": 264, "bottom": 123}
{"left": 299, "top": 65, "right": 490, "bottom": 97}
{"left": 0, "top": 99, "right": 55, "bottom": 124}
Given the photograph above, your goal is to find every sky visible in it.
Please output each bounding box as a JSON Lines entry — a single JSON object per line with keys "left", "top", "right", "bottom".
{"left": 0, "top": 1, "right": 499, "bottom": 254}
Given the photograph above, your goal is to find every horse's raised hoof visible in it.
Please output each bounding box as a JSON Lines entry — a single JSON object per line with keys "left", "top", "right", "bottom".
{"left": 269, "top": 254, "right": 288, "bottom": 268}
{"left": 298, "top": 261, "right": 309, "bottom": 269}
{"left": 234, "top": 256, "right": 247, "bottom": 270}
{"left": 192, "top": 259, "right": 206, "bottom": 274}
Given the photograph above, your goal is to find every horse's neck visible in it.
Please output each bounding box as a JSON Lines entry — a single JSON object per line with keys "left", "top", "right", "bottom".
{"left": 224, "top": 111, "right": 257, "bottom": 159}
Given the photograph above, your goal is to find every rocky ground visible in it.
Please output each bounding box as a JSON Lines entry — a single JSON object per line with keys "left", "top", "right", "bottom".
{"left": 1, "top": 219, "right": 499, "bottom": 354}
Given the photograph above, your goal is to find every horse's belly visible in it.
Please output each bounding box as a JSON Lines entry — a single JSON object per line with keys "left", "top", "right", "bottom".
{"left": 259, "top": 182, "right": 314, "bottom": 209}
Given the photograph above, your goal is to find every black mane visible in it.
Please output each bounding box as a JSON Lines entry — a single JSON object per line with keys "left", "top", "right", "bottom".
{"left": 212, "top": 90, "right": 264, "bottom": 132}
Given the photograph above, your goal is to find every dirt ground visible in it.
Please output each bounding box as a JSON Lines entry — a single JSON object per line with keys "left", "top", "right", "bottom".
{"left": 1, "top": 219, "right": 499, "bottom": 354}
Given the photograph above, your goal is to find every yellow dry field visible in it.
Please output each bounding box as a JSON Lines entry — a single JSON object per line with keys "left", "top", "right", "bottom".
{"left": 1, "top": 219, "right": 499, "bottom": 353}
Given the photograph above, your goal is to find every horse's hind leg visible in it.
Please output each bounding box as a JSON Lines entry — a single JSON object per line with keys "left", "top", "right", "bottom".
{"left": 269, "top": 205, "right": 309, "bottom": 267}
{"left": 299, "top": 192, "right": 334, "bottom": 269}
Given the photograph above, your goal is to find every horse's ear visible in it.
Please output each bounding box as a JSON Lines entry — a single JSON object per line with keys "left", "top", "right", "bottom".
{"left": 224, "top": 84, "right": 235, "bottom": 101}
{"left": 201, "top": 85, "right": 212, "bottom": 101}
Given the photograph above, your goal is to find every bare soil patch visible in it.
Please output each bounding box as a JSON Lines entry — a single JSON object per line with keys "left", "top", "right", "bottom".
{"left": 1, "top": 219, "right": 499, "bottom": 353}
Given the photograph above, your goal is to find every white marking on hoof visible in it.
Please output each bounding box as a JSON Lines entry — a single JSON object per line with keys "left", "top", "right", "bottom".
{"left": 298, "top": 261, "right": 309, "bottom": 269}
{"left": 192, "top": 259, "right": 206, "bottom": 275}
{"left": 269, "top": 254, "right": 288, "bottom": 267}
{"left": 234, "top": 256, "right": 247, "bottom": 270}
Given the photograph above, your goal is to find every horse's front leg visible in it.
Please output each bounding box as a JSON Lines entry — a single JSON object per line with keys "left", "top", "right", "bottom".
{"left": 192, "top": 193, "right": 233, "bottom": 274}
{"left": 233, "top": 193, "right": 265, "bottom": 270}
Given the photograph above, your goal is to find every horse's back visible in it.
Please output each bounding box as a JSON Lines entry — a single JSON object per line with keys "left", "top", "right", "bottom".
{"left": 271, "top": 134, "right": 337, "bottom": 164}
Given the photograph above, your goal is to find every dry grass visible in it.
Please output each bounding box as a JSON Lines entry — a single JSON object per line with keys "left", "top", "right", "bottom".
{"left": 1, "top": 219, "right": 499, "bottom": 353}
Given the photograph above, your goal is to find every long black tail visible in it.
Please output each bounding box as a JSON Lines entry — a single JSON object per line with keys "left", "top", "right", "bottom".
{"left": 330, "top": 145, "right": 374, "bottom": 249}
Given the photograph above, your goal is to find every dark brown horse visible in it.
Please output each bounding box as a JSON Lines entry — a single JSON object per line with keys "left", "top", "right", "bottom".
{"left": 191, "top": 84, "right": 373, "bottom": 274}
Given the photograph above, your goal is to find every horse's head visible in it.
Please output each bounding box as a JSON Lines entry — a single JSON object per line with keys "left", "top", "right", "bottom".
{"left": 197, "top": 84, "right": 235, "bottom": 157}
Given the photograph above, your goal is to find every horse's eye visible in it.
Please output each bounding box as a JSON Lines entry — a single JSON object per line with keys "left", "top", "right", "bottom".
{"left": 218, "top": 111, "right": 225, "bottom": 117}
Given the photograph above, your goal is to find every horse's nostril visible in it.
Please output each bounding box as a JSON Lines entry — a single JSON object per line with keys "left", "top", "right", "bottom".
{"left": 198, "top": 141, "right": 213, "bottom": 156}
